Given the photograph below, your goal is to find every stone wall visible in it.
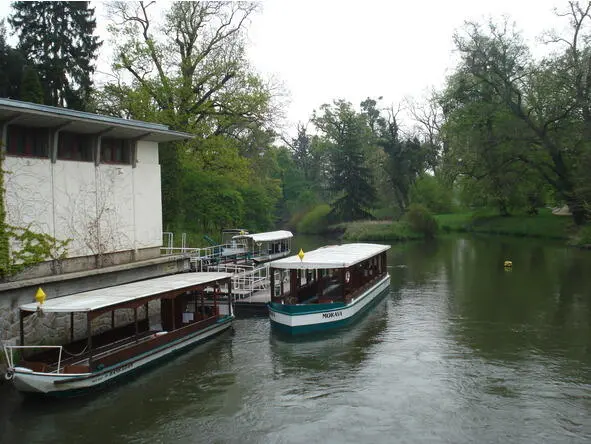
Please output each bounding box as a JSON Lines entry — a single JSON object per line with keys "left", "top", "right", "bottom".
{"left": 0, "top": 255, "right": 190, "bottom": 351}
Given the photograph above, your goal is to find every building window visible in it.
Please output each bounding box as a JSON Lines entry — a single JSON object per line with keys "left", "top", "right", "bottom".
{"left": 101, "top": 138, "right": 132, "bottom": 164}
{"left": 6, "top": 125, "right": 49, "bottom": 158}
{"left": 57, "top": 131, "right": 94, "bottom": 162}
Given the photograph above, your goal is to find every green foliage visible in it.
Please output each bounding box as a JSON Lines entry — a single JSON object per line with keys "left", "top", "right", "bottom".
{"left": 312, "top": 100, "right": 377, "bottom": 221}
{"left": 410, "top": 174, "right": 455, "bottom": 214}
{"left": 10, "top": 1, "right": 101, "bottom": 109}
{"left": 20, "top": 65, "right": 43, "bottom": 104}
{"left": 0, "top": 20, "right": 25, "bottom": 99}
{"left": 403, "top": 204, "right": 438, "bottom": 239}
{"left": 435, "top": 209, "right": 572, "bottom": 239}
{"left": 342, "top": 221, "right": 423, "bottom": 242}
{"left": 570, "top": 225, "right": 591, "bottom": 248}
{"left": 0, "top": 225, "right": 70, "bottom": 278}
{"left": 296, "top": 204, "right": 332, "bottom": 234}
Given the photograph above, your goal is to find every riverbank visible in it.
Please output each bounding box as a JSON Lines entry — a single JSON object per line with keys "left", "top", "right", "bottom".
{"left": 339, "top": 209, "right": 579, "bottom": 243}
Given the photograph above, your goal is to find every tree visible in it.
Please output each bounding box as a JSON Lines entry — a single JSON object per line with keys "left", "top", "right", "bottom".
{"left": 452, "top": 16, "right": 590, "bottom": 223}
{"left": 102, "top": 1, "right": 279, "bottom": 229}
{"left": 313, "top": 100, "right": 376, "bottom": 221}
{"left": 20, "top": 66, "right": 44, "bottom": 104}
{"left": 9, "top": 1, "right": 102, "bottom": 109}
{"left": 0, "top": 20, "right": 25, "bottom": 100}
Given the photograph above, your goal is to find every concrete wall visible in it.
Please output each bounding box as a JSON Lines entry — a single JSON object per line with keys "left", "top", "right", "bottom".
{"left": 3, "top": 140, "right": 163, "bottom": 261}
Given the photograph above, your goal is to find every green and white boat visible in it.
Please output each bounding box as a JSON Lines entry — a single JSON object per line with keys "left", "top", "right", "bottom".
{"left": 267, "top": 243, "right": 391, "bottom": 335}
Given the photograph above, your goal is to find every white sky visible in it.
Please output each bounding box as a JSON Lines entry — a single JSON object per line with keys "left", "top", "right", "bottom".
{"left": 1, "top": 0, "right": 569, "bottom": 134}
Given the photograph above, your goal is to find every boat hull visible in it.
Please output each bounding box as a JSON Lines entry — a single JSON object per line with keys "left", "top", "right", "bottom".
{"left": 11, "top": 317, "right": 233, "bottom": 397}
{"left": 268, "top": 274, "right": 390, "bottom": 335}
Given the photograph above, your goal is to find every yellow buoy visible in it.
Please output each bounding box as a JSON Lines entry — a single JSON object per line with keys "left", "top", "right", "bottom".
{"left": 35, "top": 287, "right": 46, "bottom": 305}
{"left": 504, "top": 260, "right": 513, "bottom": 268}
{"left": 298, "top": 248, "right": 305, "bottom": 261}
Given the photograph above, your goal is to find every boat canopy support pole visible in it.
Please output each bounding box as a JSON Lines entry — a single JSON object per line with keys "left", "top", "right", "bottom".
{"left": 227, "top": 279, "right": 232, "bottom": 314}
{"left": 19, "top": 310, "right": 24, "bottom": 346}
{"left": 86, "top": 312, "right": 93, "bottom": 367}
{"left": 270, "top": 268, "right": 275, "bottom": 299}
{"left": 134, "top": 307, "right": 138, "bottom": 341}
{"left": 70, "top": 312, "right": 74, "bottom": 342}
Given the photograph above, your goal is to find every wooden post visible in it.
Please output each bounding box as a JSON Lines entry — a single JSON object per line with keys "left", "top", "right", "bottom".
{"left": 111, "top": 310, "right": 115, "bottom": 330}
{"left": 70, "top": 312, "right": 74, "bottom": 342}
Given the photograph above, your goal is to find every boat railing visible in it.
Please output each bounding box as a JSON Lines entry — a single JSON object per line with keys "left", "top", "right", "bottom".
{"left": 4, "top": 345, "right": 64, "bottom": 374}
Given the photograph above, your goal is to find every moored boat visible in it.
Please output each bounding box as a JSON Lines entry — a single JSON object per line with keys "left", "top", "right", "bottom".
{"left": 221, "top": 230, "right": 293, "bottom": 263}
{"left": 3, "top": 272, "right": 233, "bottom": 396}
{"left": 267, "top": 243, "right": 391, "bottom": 335}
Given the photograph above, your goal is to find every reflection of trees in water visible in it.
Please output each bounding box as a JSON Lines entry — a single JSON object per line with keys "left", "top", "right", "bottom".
{"left": 5, "top": 331, "right": 236, "bottom": 444}
{"left": 270, "top": 298, "right": 389, "bottom": 378}
{"left": 404, "top": 236, "right": 591, "bottom": 370}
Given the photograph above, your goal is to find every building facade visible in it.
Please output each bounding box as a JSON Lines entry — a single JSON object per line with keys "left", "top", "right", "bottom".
{"left": 0, "top": 98, "right": 191, "bottom": 277}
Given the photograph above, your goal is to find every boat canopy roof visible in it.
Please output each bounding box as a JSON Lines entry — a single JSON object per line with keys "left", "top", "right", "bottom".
{"left": 270, "top": 243, "right": 390, "bottom": 270}
{"left": 233, "top": 230, "right": 293, "bottom": 242}
{"left": 19, "top": 272, "right": 232, "bottom": 313}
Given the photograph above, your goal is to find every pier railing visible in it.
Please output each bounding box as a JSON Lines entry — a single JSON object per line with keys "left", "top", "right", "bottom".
{"left": 206, "top": 263, "right": 270, "bottom": 298}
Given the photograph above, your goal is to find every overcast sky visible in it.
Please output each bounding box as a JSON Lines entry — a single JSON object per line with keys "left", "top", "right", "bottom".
{"left": 2, "top": 0, "right": 568, "bottom": 133}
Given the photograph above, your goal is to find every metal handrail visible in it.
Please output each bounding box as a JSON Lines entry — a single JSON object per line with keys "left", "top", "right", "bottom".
{"left": 4, "top": 345, "right": 64, "bottom": 374}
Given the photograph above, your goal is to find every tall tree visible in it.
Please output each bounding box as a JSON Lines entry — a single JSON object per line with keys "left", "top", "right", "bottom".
{"left": 0, "top": 20, "right": 25, "bottom": 100}
{"left": 452, "top": 16, "right": 590, "bottom": 223}
{"left": 102, "top": 1, "right": 278, "bottom": 229}
{"left": 9, "top": 1, "right": 101, "bottom": 110}
{"left": 313, "top": 100, "right": 377, "bottom": 221}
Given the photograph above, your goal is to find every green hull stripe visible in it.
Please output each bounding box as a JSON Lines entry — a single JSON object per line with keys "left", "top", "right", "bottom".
{"left": 270, "top": 285, "right": 389, "bottom": 335}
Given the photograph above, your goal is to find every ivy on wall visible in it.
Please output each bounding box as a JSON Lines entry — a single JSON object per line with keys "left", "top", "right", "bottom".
{"left": 0, "top": 150, "right": 70, "bottom": 281}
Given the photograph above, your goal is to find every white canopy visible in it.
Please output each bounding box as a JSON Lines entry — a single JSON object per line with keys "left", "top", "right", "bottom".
{"left": 20, "top": 272, "right": 232, "bottom": 313}
{"left": 233, "top": 230, "right": 293, "bottom": 242}
{"left": 270, "top": 243, "right": 390, "bottom": 270}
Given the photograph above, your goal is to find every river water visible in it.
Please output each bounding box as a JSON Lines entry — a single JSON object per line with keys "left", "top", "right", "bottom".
{"left": 1, "top": 235, "right": 591, "bottom": 443}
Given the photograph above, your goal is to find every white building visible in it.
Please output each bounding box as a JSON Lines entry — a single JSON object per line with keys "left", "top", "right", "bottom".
{"left": 0, "top": 98, "right": 191, "bottom": 276}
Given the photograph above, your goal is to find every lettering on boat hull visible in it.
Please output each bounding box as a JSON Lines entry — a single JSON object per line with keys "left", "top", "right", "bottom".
{"left": 322, "top": 311, "right": 343, "bottom": 319}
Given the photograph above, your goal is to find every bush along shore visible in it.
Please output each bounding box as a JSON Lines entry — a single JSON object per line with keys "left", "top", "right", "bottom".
{"left": 320, "top": 207, "right": 591, "bottom": 247}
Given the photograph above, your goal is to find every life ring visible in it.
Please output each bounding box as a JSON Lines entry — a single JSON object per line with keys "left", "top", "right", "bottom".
{"left": 4, "top": 369, "right": 14, "bottom": 381}
{"left": 345, "top": 271, "right": 351, "bottom": 283}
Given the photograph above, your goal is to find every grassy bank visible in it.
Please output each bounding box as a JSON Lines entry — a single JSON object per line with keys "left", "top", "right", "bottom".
{"left": 336, "top": 208, "right": 577, "bottom": 243}
{"left": 435, "top": 209, "right": 573, "bottom": 240}
{"left": 339, "top": 221, "right": 424, "bottom": 242}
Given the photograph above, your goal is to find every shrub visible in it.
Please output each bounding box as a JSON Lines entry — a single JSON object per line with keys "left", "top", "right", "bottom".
{"left": 297, "top": 204, "right": 332, "bottom": 234}
{"left": 404, "top": 204, "right": 438, "bottom": 238}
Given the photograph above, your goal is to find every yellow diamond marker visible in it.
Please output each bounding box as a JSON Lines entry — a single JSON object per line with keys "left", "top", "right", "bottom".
{"left": 298, "top": 248, "right": 305, "bottom": 261}
{"left": 35, "top": 287, "right": 46, "bottom": 305}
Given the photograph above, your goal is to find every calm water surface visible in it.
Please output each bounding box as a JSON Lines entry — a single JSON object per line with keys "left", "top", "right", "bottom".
{"left": 1, "top": 235, "right": 591, "bottom": 443}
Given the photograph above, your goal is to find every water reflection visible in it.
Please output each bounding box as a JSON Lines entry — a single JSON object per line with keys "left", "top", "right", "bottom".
{"left": 2, "top": 235, "right": 591, "bottom": 443}
{"left": 2, "top": 330, "right": 237, "bottom": 444}
{"left": 269, "top": 296, "right": 389, "bottom": 376}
